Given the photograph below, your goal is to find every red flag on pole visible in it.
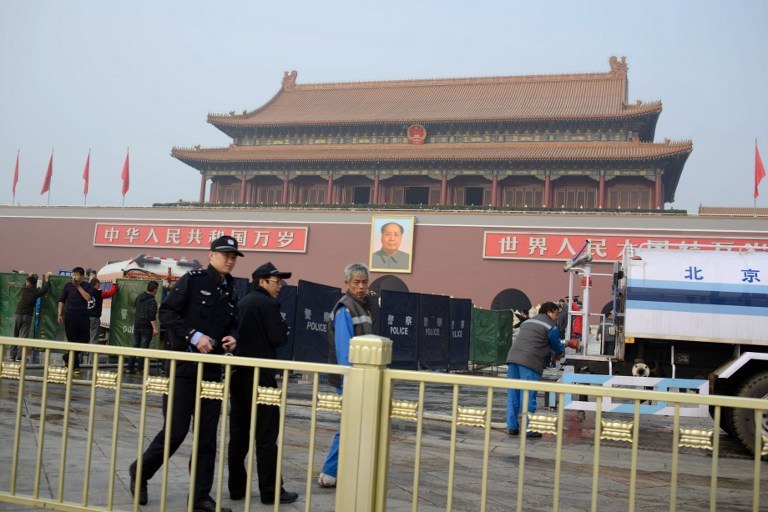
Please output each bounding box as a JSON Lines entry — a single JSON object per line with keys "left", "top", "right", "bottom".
{"left": 12, "top": 151, "right": 19, "bottom": 199}
{"left": 40, "top": 151, "right": 53, "bottom": 195}
{"left": 756, "top": 143, "right": 766, "bottom": 198}
{"left": 121, "top": 149, "right": 130, "bottom": 196}
{"left": 83, "top": 150, "right": 90, "bottom": 196}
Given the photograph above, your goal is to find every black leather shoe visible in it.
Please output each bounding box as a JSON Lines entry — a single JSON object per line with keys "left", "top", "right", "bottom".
{"left": 128, "top": 462, "right": 148, "bottom": 505}
{"left": 261, "top": 489, "right": 299, "bottom": 505}
{"left": 193, "top": 496, "right": 232, "bottom": 512}
{"left": 526, "top": 431, "right": 543, "bottom": 438}
{"left": 507, "top": 428, "right": 520, "bottom": 436}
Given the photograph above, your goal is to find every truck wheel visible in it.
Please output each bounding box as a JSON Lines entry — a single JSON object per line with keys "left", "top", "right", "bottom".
{"left": 722, "top": 407, "right": 736, "bottom": 437}
{"left": 732, "top": 371, "right": 768, "bottom": 458}
{"left": 710, "top": 405, "right": 736, "bottom": 436}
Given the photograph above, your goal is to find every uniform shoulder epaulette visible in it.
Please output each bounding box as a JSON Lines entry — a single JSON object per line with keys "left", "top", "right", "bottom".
{"left": 188, "top": 269, "right": 206, "bottom": 277}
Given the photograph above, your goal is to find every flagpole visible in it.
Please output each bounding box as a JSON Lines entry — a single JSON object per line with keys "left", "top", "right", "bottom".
{"left": 12, "top": 148, "right": 18, "bottom": 205}
{"left": 121, "top": 146, "right": 129, "bottom": 208}
{"left": 83, "top": 148, "right": 90, "bottom": 207}
{"left": 756, "top": 138, "right": 759, "bottom": 216}
{"left": 47, "top": 148, "right": 52, "bottom": 206}
{"left": 754, "top": 138, "right": 768, "bottom": 217}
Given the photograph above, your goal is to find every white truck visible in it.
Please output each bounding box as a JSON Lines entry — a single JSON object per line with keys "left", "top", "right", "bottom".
{"left": 565, "top": 245, "right": 768, "bottom": 455}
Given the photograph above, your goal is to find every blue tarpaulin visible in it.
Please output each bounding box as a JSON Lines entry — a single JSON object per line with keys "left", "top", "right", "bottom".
{"left": 379, "top": 290, "right": 419, "bottom": 370}
{"left": 276, "top": 284, "right": 297, "bottom": 361}
{"left": 449, "top": 298, "right": 472, "bottom": 371}
{"left": 232, "top": 277, "right": 250, "bottom": 304}
{"left": 293, "top": 280, "right": 341, "bottom": 363}
{"left": 418, "top": 293, "right": 451, "bottom": 370}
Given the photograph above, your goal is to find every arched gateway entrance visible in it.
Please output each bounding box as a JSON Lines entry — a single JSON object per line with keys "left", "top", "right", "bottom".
{"left": 370, "top": 275, "right": 409, "bottom": 295}
{"left": 491, "top": 288, "right": 532, "bottom": 313}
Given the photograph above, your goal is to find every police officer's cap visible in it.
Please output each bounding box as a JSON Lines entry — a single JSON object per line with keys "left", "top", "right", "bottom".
{"left": 210, "top": 235, "right": 244, "bottom": 257}
{"left": 252, "top": 262, "right": 292, "bottom": 281}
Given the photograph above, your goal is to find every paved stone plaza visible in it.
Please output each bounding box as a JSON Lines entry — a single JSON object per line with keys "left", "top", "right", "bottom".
{"left": 0, "top": 366, "right": 765, "bottom": 511}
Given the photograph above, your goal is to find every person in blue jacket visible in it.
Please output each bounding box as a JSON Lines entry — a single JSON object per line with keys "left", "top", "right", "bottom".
{"left": 506, "top": 301, "right": 565, "bottom": 437}
{"left": 317, "top": 262, "right": 373, "bottom": 488}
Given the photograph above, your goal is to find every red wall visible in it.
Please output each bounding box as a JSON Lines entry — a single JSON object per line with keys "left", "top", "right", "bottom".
{"left": 1, "top": 216, "right": 597, "bottom": 309}
{"left": 3, "top": 207, "right": 766, "bottom": 317}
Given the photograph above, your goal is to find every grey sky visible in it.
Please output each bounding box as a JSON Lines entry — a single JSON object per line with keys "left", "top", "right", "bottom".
{"left": 1, "top": 0, "right": 766, "bottom": 211}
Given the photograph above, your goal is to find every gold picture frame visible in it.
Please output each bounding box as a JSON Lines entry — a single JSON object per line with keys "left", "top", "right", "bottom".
{"left": 369, "top": 215, "right": 414, "bottom": 273}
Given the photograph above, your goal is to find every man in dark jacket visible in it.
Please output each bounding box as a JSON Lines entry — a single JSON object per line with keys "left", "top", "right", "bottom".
{"left": 506, "top": 301, "right": 564, "bottom": 437}
{"left": 87, "top": 278, "right": 118, "bottom": 345}
{"left": 57, "top": 267, "right": 93, "bottom": 376}
{"left": 126, "top": 281, "right": 159, "bottom": 374}
{"left": 514, "top": 308, "right": 529, "bottom": 328}
{"left": 556, "top": 298, "right": 569, "bottom": 340}
{"left": 228, "top": 262, "right": 298, "bottom": 505}
{"left": 11, "top": 272, "right": 51, "bottom": 361}
{"left": 129, "top": 236, "right": 240, "bottom": 512}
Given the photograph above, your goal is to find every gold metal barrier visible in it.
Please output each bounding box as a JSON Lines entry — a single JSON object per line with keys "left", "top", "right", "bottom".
{"left": 0, "top": 336, "right": 347, "bottom": 512}
{"left": 371, "top": 365, "right": 767, "bottom": 512}
{"left": 1, "top": 335, "right": 766, "bottom": 512}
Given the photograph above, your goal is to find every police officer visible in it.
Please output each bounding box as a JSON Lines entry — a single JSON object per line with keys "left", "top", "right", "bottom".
{"left": 129, "top": 236, "right": 242, "bottom": 512}
{"left": 228, "top": 262, "right": 299, "bottom": 505}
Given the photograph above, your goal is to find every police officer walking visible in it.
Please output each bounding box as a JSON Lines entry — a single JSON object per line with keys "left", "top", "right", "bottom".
{"left": 129, "top": 236, "right": 242, "bottom": 512}
{"left": 228, "top": 262, "right": 299, "bottom": 505}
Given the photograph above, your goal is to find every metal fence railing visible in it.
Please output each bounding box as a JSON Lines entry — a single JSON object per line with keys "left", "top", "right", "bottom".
{"left": 0, "top": 336, "right": 348, "bottom": 512}
{"left": 1, "top": 335, "right": 766, "bottom": 512}
{"left": 374, "top": 368, "right": 767, "bottom": 512}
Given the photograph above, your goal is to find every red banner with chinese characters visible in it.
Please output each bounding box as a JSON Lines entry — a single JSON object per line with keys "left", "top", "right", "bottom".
{"left": 483, "top": 231, "right": 768, "bottom": 262}
{"left": 94, "top": 224, "right": 308, "bottom": 253}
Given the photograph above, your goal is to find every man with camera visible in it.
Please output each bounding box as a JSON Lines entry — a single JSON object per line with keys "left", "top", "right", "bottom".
{"left": 58, "top": 267, "right": 93, "bottom": 376}
{"left": 129, "top": 236, "right": 241, "bottom": 512}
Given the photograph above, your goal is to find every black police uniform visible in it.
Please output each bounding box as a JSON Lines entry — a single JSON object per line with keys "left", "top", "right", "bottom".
{"left": 228, "top": 284, "right": 288, "bottom": 501}
{"left": 133, "top": 264, "right": 238, "bottom": 505}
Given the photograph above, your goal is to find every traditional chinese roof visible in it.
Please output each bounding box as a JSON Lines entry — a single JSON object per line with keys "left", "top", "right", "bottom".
{"left": 172, "top": 140, "right": 692, "bottom": 165}
{"left": 208, "top": 57, "right": 660, "bottom": 130}
{"left": 173, "top": 140, "right": 692, "bottom": 202}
